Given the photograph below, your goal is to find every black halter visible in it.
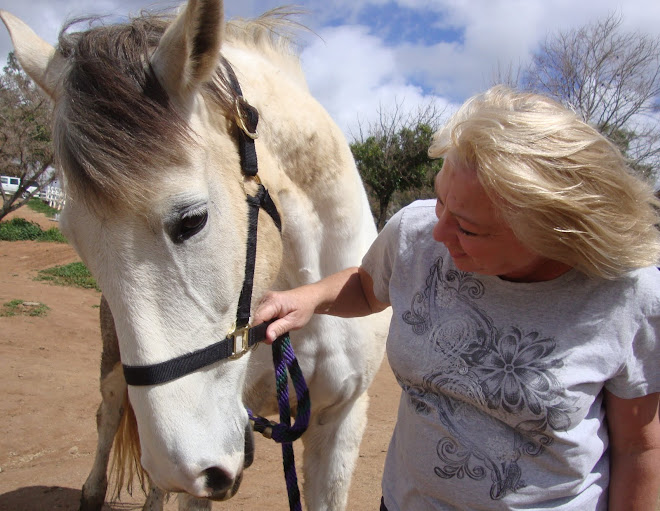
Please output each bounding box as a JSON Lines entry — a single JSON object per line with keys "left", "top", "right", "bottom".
{"left": 122, "top": 60, "right": 282, "bottom": 387}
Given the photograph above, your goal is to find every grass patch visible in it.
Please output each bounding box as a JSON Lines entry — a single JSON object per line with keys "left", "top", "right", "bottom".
{"left": 27, "top": 198, "right": 61, "bottom": 217}
{"left": 0, "top": 218, "right": 67, "bottom": 242}
{"left": 36, "top": 262, "right": 101, "bottom": 291}
{"left": 1, "top": 299, "right": 50, "bottom": 317}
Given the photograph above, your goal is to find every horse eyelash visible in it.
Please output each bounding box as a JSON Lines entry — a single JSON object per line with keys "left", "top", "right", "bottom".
{"left": 182, "top": 205, "right": 208, "bottom": 219}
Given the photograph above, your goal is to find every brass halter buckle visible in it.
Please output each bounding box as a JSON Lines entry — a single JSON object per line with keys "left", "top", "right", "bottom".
{"left": 228, "top": 325, "right": 253, "bottom": 360}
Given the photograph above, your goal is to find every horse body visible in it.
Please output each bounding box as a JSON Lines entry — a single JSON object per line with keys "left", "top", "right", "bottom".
{"left": 1, "top": 2, "right": 388, "bottom": 510}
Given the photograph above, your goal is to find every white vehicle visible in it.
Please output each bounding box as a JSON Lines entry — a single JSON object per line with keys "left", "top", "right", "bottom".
{"left": 1, "top": 175, "right": 19, "bottom": 194}
{"left": 1, "top": 175, "right": 39, "bottom": 197}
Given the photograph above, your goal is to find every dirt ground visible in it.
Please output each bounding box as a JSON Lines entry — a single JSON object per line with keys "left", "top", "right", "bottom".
{"left": 0, "top": 206, "right": 400, "bottom": 511}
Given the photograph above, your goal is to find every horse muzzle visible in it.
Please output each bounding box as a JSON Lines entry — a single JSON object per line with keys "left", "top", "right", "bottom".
{"left": 200, "top": 421, "right": 254, "bottom": 501}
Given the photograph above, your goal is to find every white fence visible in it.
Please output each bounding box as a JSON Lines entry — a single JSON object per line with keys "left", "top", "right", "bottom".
{"left": 41, "top": 185, "right": 65, "bottom": 210}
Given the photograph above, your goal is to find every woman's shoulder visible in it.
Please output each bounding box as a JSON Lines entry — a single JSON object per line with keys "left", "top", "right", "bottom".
{"left": 611, "top": 266, "right": 660, "bottom": 294}
{"left": 374, "top": 200, "right": 439, "bottom": 260}
{"left": 400, "top": 198, "right": 437, "bottom": 215}
{"left": 388, "top": 199, "right": 437, "bottom": 231}
{"left": 582, "top": 266, "right": 660, "bottom": 316}
{"left": 626, "top": 266, "right": 660, "bottom": 308}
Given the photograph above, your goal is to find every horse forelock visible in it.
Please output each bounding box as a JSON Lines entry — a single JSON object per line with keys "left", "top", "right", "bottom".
{"left": 53, "top": 9, "right": 307, "bottom": 211}
{"left": 53, "top": 14, "right": 192, "bottom": 210}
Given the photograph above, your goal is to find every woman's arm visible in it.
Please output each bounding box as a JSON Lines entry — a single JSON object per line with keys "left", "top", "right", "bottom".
{"left": 605, "top": 390, "right": 660, "bottom": 511}
{"left": 253, "top": 266, "right": 390, "bottom": 343}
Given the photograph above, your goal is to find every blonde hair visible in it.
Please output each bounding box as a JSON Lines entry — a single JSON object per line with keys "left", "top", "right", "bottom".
{"left": 429, "top": 85, "right": 660, "bottom": 279}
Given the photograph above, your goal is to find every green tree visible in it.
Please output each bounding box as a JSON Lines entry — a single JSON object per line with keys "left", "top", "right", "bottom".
{"left": 0, "top": 52, "right": 55, "bottom": 220}
{"left": 523, "top": 13, "right": 660, "bottom": 182}
{"left": 351, "top": 101, "right": 445, "bottom": 229}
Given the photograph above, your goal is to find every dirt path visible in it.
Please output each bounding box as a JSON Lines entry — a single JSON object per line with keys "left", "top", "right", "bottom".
{"left": 0, "top": 206, "right": 400, "bottom": 511}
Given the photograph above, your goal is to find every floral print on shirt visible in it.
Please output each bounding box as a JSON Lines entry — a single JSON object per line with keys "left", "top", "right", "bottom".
{"left": 400, "top": 257, "right": 576, "bottom": 500}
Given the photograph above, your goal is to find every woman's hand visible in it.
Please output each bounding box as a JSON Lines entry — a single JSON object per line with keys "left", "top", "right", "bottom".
{"left": 254, "top": 287, "right": 319, "bottom": 343}
{"left": 253, "top": 266, "right": 389, "bottom": 344}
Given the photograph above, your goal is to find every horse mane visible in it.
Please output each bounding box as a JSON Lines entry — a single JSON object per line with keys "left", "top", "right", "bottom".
{"left": 54, "top": 7, "right": 307, "bottom": 210}
{"left": 110, "top": 393, "right": 145, "bottom": 500}
{"left": 224, "top": 7, "right": 308, "bottom": 84}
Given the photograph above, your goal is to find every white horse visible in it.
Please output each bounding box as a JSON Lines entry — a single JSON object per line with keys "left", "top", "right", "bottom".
{"left": 1, "top": 1, "right": 389, "bottom": 509}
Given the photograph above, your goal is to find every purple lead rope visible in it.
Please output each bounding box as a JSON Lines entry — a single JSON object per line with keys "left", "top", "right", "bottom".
{"left": 248, "top": 333, "right": 310, "bottom": 511}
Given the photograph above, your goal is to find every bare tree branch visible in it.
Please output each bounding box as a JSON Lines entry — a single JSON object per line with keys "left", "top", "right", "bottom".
{"left": 523, "top": 12, "right": 660, "bottom": 181}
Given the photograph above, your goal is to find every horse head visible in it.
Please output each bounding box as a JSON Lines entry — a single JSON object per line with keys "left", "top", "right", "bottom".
{"left": 2, "top": 0, "right": 286, "bottom": 500}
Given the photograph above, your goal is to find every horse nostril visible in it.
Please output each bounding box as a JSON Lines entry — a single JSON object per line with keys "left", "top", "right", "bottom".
{"left": 203, "top": 466, "right": 234, "bottom": 494}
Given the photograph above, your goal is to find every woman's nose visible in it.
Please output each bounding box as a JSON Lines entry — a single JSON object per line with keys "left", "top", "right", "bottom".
{"left": 433, "top": 206, "right": 455, "bottom": 243}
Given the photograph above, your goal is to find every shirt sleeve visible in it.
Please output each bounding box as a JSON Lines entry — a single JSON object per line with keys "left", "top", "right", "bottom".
{"left": 605, "top": 272, "right": 660, "bottom": 398}
{"left": 361, "top": 208, "right": 405, "bottom": 305}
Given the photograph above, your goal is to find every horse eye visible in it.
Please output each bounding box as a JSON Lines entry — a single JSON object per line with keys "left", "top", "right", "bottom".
{"left": 173, "top": 210, "right": 208, "bottom": 243}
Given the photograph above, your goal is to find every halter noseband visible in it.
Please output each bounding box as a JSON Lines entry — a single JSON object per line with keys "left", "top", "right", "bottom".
{"left": 122, "top": 59, "right": 281, "bottom": 387}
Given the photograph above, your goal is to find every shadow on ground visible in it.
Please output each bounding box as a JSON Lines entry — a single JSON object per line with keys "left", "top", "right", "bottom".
{"left": 0, "top": 486, "right": 142, "bottom": 511}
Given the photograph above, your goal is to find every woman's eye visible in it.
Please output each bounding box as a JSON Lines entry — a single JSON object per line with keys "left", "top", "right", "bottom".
{"left": 174, "top": 210, "right": 208, "bottom": 243}
{"left": 458, "top": 226, "right": 477, "bottom": 236}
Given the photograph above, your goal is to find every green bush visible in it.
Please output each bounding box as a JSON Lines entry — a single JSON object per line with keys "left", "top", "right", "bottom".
{"left": 39, "top": 227, "right": 68, "bottom": 243}
{"left": 0, "top": 218, "right": 67, "bottom": 242}
{"left": 36, "top": 262, "right": 100, "bottom": 291}
{"left": 0, "top": 217, "right": 43, "bottom": 240}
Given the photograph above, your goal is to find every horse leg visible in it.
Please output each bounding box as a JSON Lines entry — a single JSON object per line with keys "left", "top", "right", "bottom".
{"left": 144, "top": 490, "right": 211, "bottom": 511}
{"left": 80, "top": 363, "right": 127, "bottom": 510}
{"left": 177, "top": 494, "right": 213, "bottom": 511}
{"left": 301, "top": 391, "right": 370, "bottom": 511}
{"left": 141, "top": 478, "right": 169, "bottom": 511}
{"left": 80, "top": 296, "right": 127, "bottom": 511}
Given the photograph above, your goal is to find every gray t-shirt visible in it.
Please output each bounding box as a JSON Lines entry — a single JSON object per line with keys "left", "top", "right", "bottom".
{"left": 362, "top": 200, "right": 660, "bottom": 511}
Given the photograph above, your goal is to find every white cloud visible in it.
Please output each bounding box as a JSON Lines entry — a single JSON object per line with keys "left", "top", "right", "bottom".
{"left": 0, "top": 0, "right": 156, "bottom": 62}
{"left": 383, "top": 0, "right": 660, "bottom": 102}
{"left": 301, "top": 24, "right": 453, "bottom": 137}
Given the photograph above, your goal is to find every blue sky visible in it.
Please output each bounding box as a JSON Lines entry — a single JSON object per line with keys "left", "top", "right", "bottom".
{"left": 0, "top": 0, "right": 659, "bottom": 140}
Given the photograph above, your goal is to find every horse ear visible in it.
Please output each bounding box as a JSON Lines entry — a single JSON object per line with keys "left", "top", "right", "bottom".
{"left": 0, "top": 10, "right": 64, "bottom": 100}
{"left": 151, "top": 0, "right": 224, "bottom": 100}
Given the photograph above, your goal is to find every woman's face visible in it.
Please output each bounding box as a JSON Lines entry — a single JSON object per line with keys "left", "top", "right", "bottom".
{"left": 432, "top": 158, "right": 570, "bottom": 282}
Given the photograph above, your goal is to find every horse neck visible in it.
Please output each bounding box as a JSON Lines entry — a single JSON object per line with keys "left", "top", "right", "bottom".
{"left": 218, "top": 45, "right": 377, "bottom": 285}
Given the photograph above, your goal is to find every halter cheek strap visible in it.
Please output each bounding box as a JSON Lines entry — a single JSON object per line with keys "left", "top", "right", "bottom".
{"left": 237, "top": 185, "right": 281, "bottom": 328}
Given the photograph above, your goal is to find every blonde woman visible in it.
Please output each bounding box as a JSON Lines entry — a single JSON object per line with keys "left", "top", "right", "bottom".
{"left": 255, "top": 86, "right": 660, "bottom": 510}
